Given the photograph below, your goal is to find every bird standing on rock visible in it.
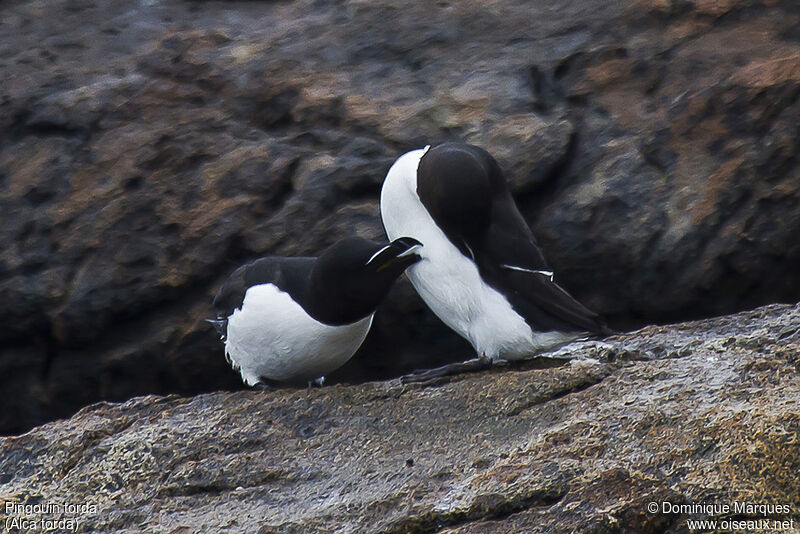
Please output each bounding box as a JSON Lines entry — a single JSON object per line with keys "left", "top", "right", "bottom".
{"left": 381, "top": 143, "right": 609, "bottom": 381}
{"left": 209, "top": 237, "right": 422, "bottom": 388}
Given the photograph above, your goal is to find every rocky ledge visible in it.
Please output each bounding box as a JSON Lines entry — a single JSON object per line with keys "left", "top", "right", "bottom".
{"left": 1, "top": 303, "right": 798, "bottom": 533}
{"left": 2, "top": 0, "right": 800, "bottom": 435}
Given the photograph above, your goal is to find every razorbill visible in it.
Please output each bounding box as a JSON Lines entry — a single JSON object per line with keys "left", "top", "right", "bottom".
{"left": 380, "top": 143, "right": 609, "bottom": 380}
{"left": 208, "top": 236, "right": 422, "bottom": 387}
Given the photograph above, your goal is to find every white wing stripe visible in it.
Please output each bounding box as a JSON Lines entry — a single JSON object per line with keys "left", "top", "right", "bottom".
{"left": 500, "top": 264, "right": 554, "bottom": 281}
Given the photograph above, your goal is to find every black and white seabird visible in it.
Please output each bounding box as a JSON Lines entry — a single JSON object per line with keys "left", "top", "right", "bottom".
{"left": 380, "top": 143, "right": 609, "bottom": 380}
{"left": 208, "top": 237, "right": 422, "bottom": 387}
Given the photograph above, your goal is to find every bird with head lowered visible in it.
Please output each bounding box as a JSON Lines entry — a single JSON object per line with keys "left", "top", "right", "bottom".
{"left": 381, "top": 142, "right": 610, "bottom": 381}
{"left": 209, "top": 236, "right": 422, "bottom": 387}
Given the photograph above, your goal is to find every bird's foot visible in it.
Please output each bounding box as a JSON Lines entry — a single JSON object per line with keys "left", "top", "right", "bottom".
{"left": 253, "top": 382, "right": 273, "bottom": 391}
{"left": 400, "top": 355, "right": 493, "bottom": 384}
{"left": 307, "top": 376, "right": 325, "bottom": 392}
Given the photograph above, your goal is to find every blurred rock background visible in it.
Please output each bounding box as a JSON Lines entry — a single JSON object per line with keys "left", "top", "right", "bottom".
{"left": 1, "top": 0, "right": 798, "bottom": 434}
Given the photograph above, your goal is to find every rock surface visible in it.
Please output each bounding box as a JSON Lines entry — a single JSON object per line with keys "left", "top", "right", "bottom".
{"left": 0, "top": 303, "right": 798, "bottom": 533}
{"left": 1, "top": 0, "right": 800, "bottom": 433}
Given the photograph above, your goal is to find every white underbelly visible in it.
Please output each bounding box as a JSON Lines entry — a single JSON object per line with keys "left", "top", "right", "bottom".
{"left": 224, "top": 284, "right": 373, "bottom": 385}
{"left": 405, "top": 257, "right": 540, "bottom": 360}
{"left": 380, "top": 147, "right": 580, "bottom": 360}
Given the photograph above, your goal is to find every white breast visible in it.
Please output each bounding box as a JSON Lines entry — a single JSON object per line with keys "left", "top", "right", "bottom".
{"left": 380, "top": 148, "right": 579, "bottom": 360}
{"left": 224, "top": 284, "right": 373, "bottom": 385}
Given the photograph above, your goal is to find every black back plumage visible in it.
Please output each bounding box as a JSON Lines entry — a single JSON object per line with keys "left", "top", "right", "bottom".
{"left": 417, "top": 143, "right": 608, "bottom": 335}
{"left": 212, "top": 257, "right": 314, "bottom": 338}
{"left": 211, "top": 237, "right": 422, "bottom": 334}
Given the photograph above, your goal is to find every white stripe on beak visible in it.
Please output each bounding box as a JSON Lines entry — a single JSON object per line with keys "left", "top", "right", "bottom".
{"left": 366, "top": 244, "right": 394, "bottom": 266}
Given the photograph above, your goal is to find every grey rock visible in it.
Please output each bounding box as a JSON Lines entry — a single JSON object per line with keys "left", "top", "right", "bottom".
{"left": 1, "top": 0, "right": 799, "bottom": 433}
{"left": 0, "top": 303, "right": 798, "bottom": 532}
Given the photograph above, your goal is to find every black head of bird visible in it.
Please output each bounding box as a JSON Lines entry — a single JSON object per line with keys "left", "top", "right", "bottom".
{"left": 308, "top": 236, "right": 422, "bottom": 325}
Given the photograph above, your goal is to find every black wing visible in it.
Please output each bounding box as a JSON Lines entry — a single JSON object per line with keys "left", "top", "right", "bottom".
{"left": 210, "top": 256, "right": 315, "bottom": 335}
{"left": 477, "top": 190, "right": 608, "bottom": 334}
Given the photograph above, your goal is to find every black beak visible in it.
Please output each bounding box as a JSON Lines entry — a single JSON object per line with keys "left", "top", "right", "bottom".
{"left": 367, "top": 237, "right": 423, "bottom": 272}
{"left": 392, "top": 236, "right": 423, "bottom": 255}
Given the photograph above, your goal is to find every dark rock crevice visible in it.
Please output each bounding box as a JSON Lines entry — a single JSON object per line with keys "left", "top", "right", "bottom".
{"left": 383, "top": 488, "right": 568, "bottom": 534}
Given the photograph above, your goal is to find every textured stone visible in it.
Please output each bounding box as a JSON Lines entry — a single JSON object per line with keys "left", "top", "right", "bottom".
{"left": 1, "top": 0, "right": 799, "bottom": 433}
{"left": 0, "top": 304, "right": 798, "bottom": 532}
